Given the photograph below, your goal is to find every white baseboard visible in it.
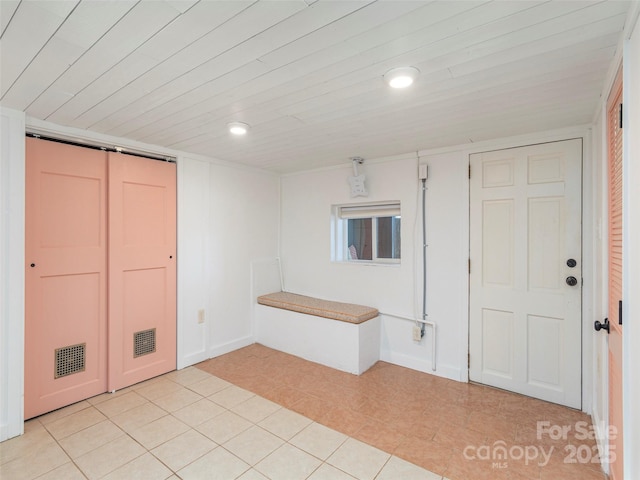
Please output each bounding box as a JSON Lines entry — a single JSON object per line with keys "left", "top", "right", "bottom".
{"left": 177, "top": 348, "right": 209, "bottom": 370}
{"left": 591, "top": 410, "right": 610, "bottom": 475}
{"left": 0, "top": 421, "right": 24, "bottom": 443}
{"left": 208, "top": 336, "right": 255, "bottom": 359}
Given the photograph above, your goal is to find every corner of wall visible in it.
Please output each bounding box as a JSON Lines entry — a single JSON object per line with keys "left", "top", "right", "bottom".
{"left": 622, "top": 15, "right": 640, "bottom": 475}
{"left": 0, "top": 107, "right": 26, "bottom": 441}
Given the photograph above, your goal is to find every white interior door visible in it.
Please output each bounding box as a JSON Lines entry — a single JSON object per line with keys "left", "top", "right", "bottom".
{"left": 469, "top": 139, "right": 582, "bottom": 408}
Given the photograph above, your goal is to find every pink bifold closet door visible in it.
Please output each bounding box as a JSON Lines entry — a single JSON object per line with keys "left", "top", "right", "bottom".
{"left": 25, "top": 138, "right": 108, "bottom": 419}
{"left": 107, "top": 152, "right": 177, "bottom": 391}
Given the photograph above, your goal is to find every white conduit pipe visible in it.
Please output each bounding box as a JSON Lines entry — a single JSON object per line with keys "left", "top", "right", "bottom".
{"left": 276, "top": 257, "right": 285, "bottom": 292}
{"left": 379, "top": 312, "right": 436, "bottom": 371}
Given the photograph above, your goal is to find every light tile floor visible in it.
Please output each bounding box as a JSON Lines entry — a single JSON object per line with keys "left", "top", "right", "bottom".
{"left": 1, "top": 344, "right": 609, "bottom": 480}
{"left": 0, "top": 364, "right": 441, "bottom": 480}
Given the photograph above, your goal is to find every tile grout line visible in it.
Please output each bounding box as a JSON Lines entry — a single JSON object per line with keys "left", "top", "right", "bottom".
{"left": 34, "top": 371, "right": 349, "bottom": 479}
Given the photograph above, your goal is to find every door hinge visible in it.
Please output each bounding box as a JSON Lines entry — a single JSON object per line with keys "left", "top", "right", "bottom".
{"left": 467, "top": 352, "right": 470, "bottom": 368}
{"left": 620, "top": 103, "right": 623, "bottom": 129}
{"left": 468, "top": 164, "right": 471, "bottom": 179}
{"left": 468, "top": 258, "right": 471, "bottom": 274}
{"left": 619, "top": 300, "right": 623, "bottom": 325}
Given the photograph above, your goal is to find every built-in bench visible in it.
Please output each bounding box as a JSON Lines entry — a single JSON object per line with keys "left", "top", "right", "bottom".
{"left": 254, "top": 292, "right": 380, "bottom": 374}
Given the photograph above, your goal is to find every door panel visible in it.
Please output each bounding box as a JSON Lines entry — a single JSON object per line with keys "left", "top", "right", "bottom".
{"left": 528, "top": 197, "right": 563, "bottom": 291}
{"left": 481, "top": 309, "right": 513, "bottom": 378}
{"left": 469, "top": 139, "right": 582, "bottom": 408}
{"left": 482, "top": 200, "right": 514, "bottom": 287}
{"left": 25, "top": 138, "right": 107, "bottom": 419}
{"left": 108, "top": 153, "right": 176, "bottom": 391}
{"left": 528, "top": 314, "right": 562, "bottom": 387}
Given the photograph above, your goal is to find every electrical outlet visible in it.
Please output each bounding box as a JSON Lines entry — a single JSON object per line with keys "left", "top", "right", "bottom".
{"left": 198, "top": 309, "right": 205, "bottom": 324}
{"left": 412, "top": 325, "right": 422, "bottom": 342}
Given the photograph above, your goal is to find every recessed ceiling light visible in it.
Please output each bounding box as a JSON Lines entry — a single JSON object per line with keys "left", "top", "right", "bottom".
{"left": 384, "top": 66, "right": 420, "bottom": 89}
{"left": 228, "top": 122, "right": 250, "bottom": 135}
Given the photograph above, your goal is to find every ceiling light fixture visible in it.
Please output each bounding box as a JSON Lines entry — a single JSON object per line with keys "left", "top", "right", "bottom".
{"left": 228, "top": 122, "right": 250, "bottom": 135}
{"left": 384, "top": 66, "right": 420, "bottom": 89}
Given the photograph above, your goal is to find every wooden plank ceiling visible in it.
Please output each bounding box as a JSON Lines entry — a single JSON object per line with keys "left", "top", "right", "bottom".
{"left": 0, "top": 0, "right": 632, "bottom": 172}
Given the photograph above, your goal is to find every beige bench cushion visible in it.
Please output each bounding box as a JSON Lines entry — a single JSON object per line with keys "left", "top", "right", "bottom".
{"left": 257, "top": 292, "right": 378, "bottom": 324}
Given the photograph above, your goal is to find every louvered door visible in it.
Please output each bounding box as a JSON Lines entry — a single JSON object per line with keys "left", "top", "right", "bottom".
{"left": 606, "top": 68, "right": 623, "bottom": 480}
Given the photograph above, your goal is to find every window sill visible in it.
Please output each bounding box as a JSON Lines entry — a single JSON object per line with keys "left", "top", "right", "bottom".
{"left": 332, "top": 260, "right": 401, "bottom": 267}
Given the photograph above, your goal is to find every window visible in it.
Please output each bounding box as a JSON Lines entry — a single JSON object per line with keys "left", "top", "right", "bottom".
{"left": 333, "top": 202, "right": 401, "bottom": 263}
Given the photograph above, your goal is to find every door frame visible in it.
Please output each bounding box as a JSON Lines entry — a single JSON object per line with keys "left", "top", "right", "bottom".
{"left": 0, "top": 107, "right": 26, "bottom": 441}
{"left": 467, "top": 138, "right": 584, "bottom": 408}
{"left": 460, "top": 127, "right": 595, "bottom": 414}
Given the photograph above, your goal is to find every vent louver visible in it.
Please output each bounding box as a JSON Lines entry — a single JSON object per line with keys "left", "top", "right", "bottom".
{"left": 134, "top": 328, "right": 156, "bottom": 358}
{"left": 55, "top": 343, "right": 86, "bottom": 379}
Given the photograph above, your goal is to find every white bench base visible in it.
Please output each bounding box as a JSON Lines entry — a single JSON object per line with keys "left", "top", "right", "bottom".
{"left": 254, "top": 304, "right": 380, "bottom": 375}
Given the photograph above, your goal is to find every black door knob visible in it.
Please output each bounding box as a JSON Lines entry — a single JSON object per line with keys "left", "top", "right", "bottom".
{"left": 594, "top": 318, "right": 610, "bottom": 333}
{"left": 567, "top": 259, "right": 577, "bottom": 268}
{"left": 566, "top": 276, "right": 578, "bottom": 286}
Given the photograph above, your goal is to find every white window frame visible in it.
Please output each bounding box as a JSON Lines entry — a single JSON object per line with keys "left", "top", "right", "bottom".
{"left": 332, "top": 201, "right": 401, "bottom": 265}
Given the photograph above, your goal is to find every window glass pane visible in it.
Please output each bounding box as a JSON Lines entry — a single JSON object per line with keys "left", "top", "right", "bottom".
{"left": 347, "top": 218, "right": 372, "bottom": 260}
{"left": 377, "top": 216, "right": 401, "bottom": 259}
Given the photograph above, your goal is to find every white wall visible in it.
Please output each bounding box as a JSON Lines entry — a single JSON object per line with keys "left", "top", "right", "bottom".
{"left": 177, "top": 157, "right": 210, "bottom": 368}
{"left": 589, "top": 105, "right": 609, "bottom": 459}
{"left": 280, "top": 152, "right": 467, "bottom": 381}
{"left": 280, "top": 126, "right": 594, "bottom": 386}
{"left": 0, "top": 114, "right": 279, "bottom": 441}
{"left": 0, "top": 108, "right": 25, "bottom": 441}
{"left": 177, "top": 157, "right": 279, "bottom": 367}
{"left": 206, "top": 162, "right": 280, "bottom": 356}
{"left": 412, "top": 151, "right": 469, "bottom": 379}
{"left": 281, "top": 156, "right": 417, "bottom": 310}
